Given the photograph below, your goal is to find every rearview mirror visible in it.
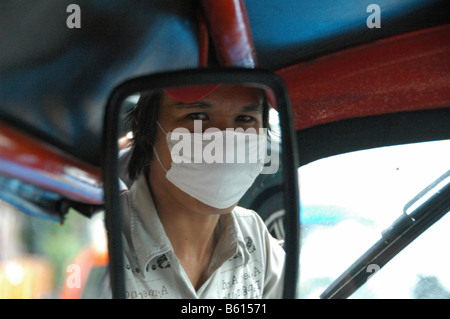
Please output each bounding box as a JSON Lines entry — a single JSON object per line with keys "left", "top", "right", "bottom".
{"left": 102, "top": 69, "right": 300, "bottom": 299}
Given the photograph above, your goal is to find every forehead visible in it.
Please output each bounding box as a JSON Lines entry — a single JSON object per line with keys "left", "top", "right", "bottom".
{"left": 202, "top": 84, "right": 264, "bottom": 103}
{"left": 161, "top": 84, "right": 264, "bottom": 109}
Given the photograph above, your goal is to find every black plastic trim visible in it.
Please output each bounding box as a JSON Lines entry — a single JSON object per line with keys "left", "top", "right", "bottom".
{"left": 297, "top": 107, "right": 450, "bottom": 167}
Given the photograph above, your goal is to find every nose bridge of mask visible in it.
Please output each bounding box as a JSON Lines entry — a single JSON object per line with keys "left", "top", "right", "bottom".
{"left": 167, "top": 129, "right": 265, "bottom": 165}
{"left": 156, "top": 120, "right": 266, "bottom": 164}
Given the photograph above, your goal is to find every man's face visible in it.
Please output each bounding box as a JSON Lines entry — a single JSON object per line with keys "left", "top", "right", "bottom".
{"left": 151, "top": 84, "right": 265, "bottom": 213}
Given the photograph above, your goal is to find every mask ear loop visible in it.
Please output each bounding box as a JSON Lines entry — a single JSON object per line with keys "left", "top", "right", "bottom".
{"left": 153, "top": 120, "right": 169, "bottom": 172}
{"left": 153, "top": 147, "right": 169, "bottom": 173}
{"left": 156, "top": 120, "right": 167, "bottom": 134}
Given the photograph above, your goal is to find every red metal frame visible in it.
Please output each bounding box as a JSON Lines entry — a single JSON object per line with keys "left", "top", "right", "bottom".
{"left": 276, "top": 24, "right": 450, "bottom": 130}
{"left": 201, "top": 0, "right": 257, "bottom": 67}
{"left": 0, "top": 120, "right": 103, "bottom": 204}
{"left": 199, "top": 2, "right": 448, "bottom": 132}
{"left": 196, "top": 8, "right": 210, "bottom": 67}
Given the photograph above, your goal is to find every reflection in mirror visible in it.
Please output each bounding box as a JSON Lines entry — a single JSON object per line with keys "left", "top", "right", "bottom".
{"left": 115, "top": 83, "right": 287, "bottom": 299}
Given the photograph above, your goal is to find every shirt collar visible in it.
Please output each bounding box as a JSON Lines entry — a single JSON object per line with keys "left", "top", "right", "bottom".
{"left": 129, "top": 174, "right": 173, "bottom": 271}
{"left": 211, "top": 211, "right": 250, "bottom": 269}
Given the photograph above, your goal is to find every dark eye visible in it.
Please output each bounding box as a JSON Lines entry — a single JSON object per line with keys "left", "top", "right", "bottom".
{"left": 187, "top": 113, "right": 208, "bottom": 121}
{"left": 236, "top": 115, "right": 255, "bottom": 123}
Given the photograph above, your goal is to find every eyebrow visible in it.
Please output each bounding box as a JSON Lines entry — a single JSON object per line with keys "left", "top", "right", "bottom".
{"left": 176, "top": 102, "right": 263, "bottom": 112}
{"left": 175, "top": 102, "right": 213, "bottom": 109}
{"left": 241, "top": 104, "right": 263, "bottom": 113}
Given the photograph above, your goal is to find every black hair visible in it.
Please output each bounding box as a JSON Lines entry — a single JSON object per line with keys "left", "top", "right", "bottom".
{"left": 126, "top": 91, "right": 163, "bottom": 180}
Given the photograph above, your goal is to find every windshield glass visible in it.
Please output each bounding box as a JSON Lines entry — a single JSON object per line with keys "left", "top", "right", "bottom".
{"left": 297, "top": 139, "right": 450, "bottom": 298}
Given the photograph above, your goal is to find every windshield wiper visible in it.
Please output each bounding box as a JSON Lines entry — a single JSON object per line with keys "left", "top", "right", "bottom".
{"left": 320, "top": 170, "right": 450, "bottom": 299}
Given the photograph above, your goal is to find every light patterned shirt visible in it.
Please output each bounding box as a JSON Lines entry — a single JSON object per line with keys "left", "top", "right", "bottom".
{"left": 120, "top": 174, "right": 285, "bottom": 299}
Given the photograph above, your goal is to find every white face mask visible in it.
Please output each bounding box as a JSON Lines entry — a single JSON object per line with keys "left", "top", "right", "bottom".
{"left": 153, "top": 121, "right": 266, "bottom": 209}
